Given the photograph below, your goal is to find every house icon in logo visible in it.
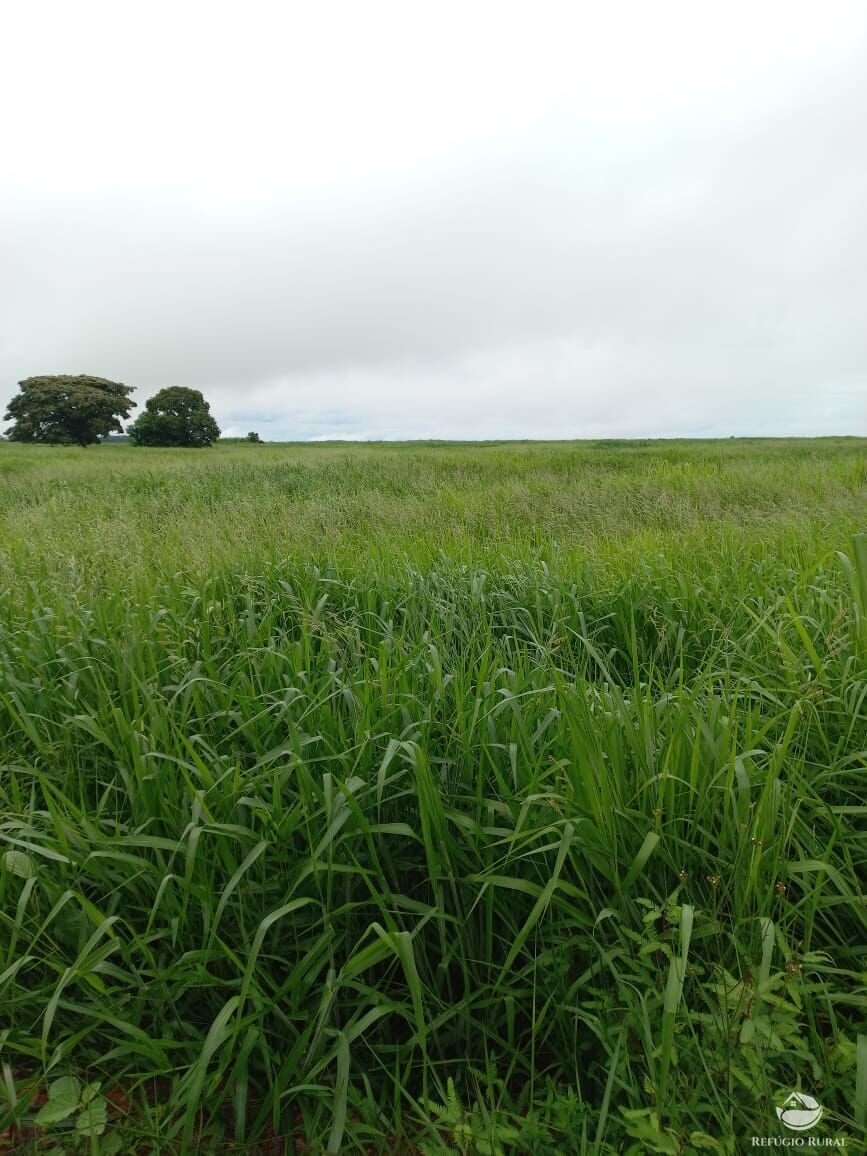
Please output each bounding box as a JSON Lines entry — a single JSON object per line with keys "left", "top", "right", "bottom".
{"left": 776, "top": 1091, "right": 823, "bottom": 1131}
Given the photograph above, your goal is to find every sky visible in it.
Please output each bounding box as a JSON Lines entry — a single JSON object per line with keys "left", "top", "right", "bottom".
{"left": 1, "top": 0, "right": 865, "bottom": 441}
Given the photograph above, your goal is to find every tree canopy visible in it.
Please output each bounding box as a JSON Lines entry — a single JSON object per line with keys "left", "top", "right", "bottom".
{"left": 128, "top": 387, "right": 221, "bottom": 447}
{"left": 3, "top": 375, "right": 136, "bottom": 446}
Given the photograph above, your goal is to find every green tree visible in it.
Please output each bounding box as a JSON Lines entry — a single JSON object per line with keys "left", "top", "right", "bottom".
{"left": 3, "top": 375, "right": 136, "bottom": 446}
{"left": 246, "top": 431, "right": 262, "bottom": 443}
{"left": 128, "top": 387, "right": 221, "bottom": 448}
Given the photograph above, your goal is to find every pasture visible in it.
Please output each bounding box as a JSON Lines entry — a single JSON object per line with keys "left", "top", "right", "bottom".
{"left": 1, "top": 438, "right": 866, "bottom": 1152}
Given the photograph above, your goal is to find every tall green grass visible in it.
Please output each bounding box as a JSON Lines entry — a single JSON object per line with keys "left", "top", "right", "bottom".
{"left": 1, "top": 439, "right": 866, "bottom": 1152}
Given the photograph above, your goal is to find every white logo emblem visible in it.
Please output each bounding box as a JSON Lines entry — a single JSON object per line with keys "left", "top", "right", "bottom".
{"left": 775, "top": 1091, "right": 823, "bottom": 1131}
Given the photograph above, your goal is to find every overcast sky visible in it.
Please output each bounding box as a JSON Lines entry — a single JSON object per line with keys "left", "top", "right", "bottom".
{"left": 2, "top": 1, "right": 865, "bottom": 440}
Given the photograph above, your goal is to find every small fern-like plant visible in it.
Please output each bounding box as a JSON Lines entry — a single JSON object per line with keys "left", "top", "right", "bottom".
{"left": 422, "top": 1076, "right": 521, "bottom": 1155}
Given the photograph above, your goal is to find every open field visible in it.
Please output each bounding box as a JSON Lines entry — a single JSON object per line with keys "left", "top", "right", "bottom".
{"left": 1, "top": 438, "right": 866, "bottom": 1152}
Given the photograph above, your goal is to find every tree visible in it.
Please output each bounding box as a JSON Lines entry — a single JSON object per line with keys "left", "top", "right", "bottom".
{"left": 3, "top": 375, "right": 136, "bottom": 446}
{"left": 128, "top": 387, "right": 221, "bottom": 448}
{"left": 246, "top": 431, "right": 262, "bottom": 443}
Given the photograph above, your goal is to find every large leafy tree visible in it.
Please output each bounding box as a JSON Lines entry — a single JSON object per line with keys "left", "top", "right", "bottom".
{"left": 3, "top": 375, "right": 136, "bottom": 446}
{"left": 128, "top": 387, "right": 221, "bottom": 447}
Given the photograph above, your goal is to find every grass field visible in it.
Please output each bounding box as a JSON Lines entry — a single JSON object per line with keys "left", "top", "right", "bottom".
{"left": 1, "top": 438, "right": 866, "bottom": 1153}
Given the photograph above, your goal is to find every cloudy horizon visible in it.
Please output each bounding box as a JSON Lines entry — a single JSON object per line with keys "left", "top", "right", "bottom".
{"left": 2, "top": 1, "right": 866, "bottom": 441}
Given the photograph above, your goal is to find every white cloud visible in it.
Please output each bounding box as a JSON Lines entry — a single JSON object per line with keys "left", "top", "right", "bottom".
{"left": 1, "top": 1, "right": 865, "bottom": 438}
